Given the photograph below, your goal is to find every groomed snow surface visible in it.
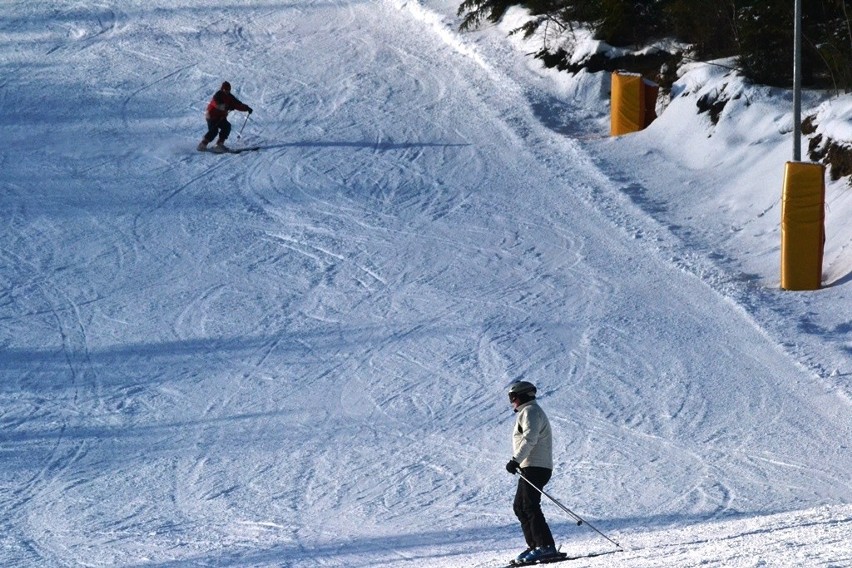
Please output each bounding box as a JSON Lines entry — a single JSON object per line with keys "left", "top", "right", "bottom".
{"left": 1, "top": 1, "right": 850, "bottom": 566}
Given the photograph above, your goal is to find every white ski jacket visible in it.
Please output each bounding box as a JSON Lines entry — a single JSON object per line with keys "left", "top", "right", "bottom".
{"left": 512, "top": 400, "right": 553, "bottom": 469}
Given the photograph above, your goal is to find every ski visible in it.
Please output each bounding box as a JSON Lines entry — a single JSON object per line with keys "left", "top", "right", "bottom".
{"left": 504, "top": 551, "right": 568, "bottom": 567}
{"left": 501, "top": 549, "right": 620, "bottom": 567}
{"left": 197, "top": 146, "right": 262, "bottom": 154}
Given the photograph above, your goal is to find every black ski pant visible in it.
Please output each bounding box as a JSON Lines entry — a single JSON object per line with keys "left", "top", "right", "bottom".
{"left": 513, "top": 467, "right": 555, "bottom": 549}
{"left": 203, "top": 118, "right": 231, "bottom": 144}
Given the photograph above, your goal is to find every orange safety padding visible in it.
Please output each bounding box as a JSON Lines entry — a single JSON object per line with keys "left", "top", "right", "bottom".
{"left": 781, "top": 162, "right": 825, "bottom": 290}
{"left": 611, "top": 72, "right": 659, "bottom": 135}
{"left": 610, "top": 72, "right": 644, "bottom": 136}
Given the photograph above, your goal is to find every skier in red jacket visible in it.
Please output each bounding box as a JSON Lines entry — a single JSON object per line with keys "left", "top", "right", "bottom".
{"left": 197, "top": 81, "right": 253, "bottom": 152}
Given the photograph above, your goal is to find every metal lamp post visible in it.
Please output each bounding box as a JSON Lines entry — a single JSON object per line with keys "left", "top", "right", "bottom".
{"left": 793, "top": 0, "right": 802, "bottom": 161}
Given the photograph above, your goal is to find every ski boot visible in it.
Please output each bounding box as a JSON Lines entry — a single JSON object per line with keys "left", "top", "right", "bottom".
{"left": 511, "top": 547, "right": 534, "bottom": 565}
{"left": 520, "top": 545, "right": 559, "bottom": 564}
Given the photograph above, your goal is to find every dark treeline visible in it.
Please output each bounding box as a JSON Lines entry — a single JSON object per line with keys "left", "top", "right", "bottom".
{"left": 457, "top": 0, "right": 852, "bottom": 92}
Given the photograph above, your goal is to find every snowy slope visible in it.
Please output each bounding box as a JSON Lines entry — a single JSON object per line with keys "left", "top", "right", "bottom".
{"left": 1, "top": 1, "right": 850, "bottom": 567}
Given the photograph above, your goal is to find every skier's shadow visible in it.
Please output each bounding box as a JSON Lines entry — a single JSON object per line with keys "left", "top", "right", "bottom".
{"left": 246, "top": 140, "right": 471, "bottom": 151}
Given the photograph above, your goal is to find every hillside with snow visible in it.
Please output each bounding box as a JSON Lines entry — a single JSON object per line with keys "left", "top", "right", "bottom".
{"left": 1, "top": 1, "right": 850, "bottom": 567}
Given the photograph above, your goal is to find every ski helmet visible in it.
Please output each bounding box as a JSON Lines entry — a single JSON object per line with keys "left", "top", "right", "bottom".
{"left": 221, "top": 81, "right": 232, "bottom": 92}
{"left": 508, "top": 380, "right": 536, "bottom": 399}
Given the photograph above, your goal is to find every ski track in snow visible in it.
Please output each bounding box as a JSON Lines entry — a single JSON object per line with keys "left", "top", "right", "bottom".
{"left": 0, "top": 0, "right": 850, "bottom": 567}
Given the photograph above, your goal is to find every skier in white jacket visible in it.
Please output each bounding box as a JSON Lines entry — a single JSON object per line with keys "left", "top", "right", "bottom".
{"left": 505, "top": 380, "right": 558, "bottom": 564}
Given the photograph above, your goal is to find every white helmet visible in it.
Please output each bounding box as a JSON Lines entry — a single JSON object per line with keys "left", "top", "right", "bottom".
{"left": 508, "top": 380, "right": 537, "bottom": 399}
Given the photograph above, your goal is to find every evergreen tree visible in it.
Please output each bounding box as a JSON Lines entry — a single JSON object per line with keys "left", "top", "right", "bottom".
{"left": 457, "top": 0, "right": 518, "bottom": 31}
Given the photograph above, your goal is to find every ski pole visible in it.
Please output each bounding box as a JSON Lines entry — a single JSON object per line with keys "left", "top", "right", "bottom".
{"left": 237, "top": 112, "right": 250, "bottom": 140}
{"left": 515, "top": 470, "right": 622, "bottom": 550}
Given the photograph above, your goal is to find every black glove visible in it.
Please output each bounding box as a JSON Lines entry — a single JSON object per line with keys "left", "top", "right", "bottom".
{"left": 247, "top": 106, "right": 253, "bottom": 115}
{"left": 506, "top": 459, "right": 520, "bottom": 474}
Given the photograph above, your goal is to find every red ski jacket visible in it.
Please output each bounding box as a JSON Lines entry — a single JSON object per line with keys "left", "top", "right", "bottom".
{"left": 205, "top": 90, "right": 250, "bottom": 122}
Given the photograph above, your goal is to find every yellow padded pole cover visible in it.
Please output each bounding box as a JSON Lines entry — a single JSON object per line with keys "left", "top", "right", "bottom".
{"left": 611, "top": 72, "right": 644, "bottom": 136}
{"left": 781, "top": 162, "right": 825, "bottom": 290}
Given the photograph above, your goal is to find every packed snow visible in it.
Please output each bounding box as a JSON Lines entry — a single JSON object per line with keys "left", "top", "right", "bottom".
{"left": 1, "top": 1, "right": 850, "bottom": 567}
